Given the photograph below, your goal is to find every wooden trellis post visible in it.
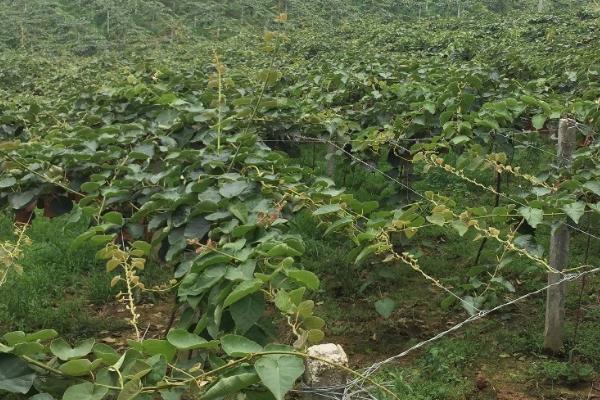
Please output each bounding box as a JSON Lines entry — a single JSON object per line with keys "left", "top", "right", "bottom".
{"left": 543, "top": 118, "right": 577, "bottom": 353}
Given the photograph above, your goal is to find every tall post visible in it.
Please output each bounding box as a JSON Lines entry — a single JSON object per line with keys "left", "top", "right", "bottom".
{"left": 543, "top": 118, "right": 577, "bottom": 353}
{"left": 538, "top": 0, "right": 544, "bottom": 12}
{"left": 326, "top": 143, "right": 336, "bottom": 178}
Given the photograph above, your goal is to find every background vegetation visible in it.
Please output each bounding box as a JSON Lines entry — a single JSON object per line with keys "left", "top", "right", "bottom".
{"left": 1, "top": 0, "right": 600, "bottom": 399}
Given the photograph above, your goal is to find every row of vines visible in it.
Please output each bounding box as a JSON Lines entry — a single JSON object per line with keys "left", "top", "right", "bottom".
{"left": 1, "top": 1, "right": 600, "bottom": 399}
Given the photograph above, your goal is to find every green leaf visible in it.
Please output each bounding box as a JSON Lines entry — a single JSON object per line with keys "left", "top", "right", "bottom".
{"left": 426, "top": 213, "right": 446, "bottom": 226}
{"left": 156, "top": 110, "right": 179, "bottom": 129}
{"left": 146, "top": 354, "right": 168, "bottom": 384}
{"left": 474, "top": 118, "right": 500, "bottom": 131}
{"left": 288, "top": 287, "right": 306, "bottom": 305}
{"left": 117, "top": 378, "right": 142, "bottom": 400}
{"left": 303, "top": 316, "right": 325, "bottom": 330}
{"left": 223, "top": 279, "right": 263, "bottom": 308}
{"left": 131, "top": 144, "right": 155, "bottom": 160}
{"left": 355, "top": 244, "right": 379, "bottom": 264}
{"left": 59, "top": 359, "right": 98, "bottom": 376}
{"left": 266, "top": 244, "right": 302, "bottom": 257}
{"left": 0, "top": 343, "right": 13, "bottom": 353}
{"left": 131, "top": 241, "right": 151, "bottom": 256}
{"left": 90, "top": 234, "right": 115, "bottom": 246}
{"left": 219, "top": 181, "right": 250, "bottom": 198}
{"left": 562, "top": 201, "right": 586, "bottom": 224}
{"left": 92, "top": 344, "right": 120, "bottom": 365}
{"left": 312, "top": 204, "right": 342, "bottom": 216}
{"left": 193, "top": 254, "right": 230, "bottom": 271}
{"left": 230, "top": 294, "right": 266, "bottom": 333}
{"left": 307, "top": 329, "right": 325, "bottom": 344}
{"left": 25, "top": 329, "right": 58, "bottom": 342}
{"left": 532, "top": 114, "right": 547, "bottom": 130}
{"left": 324, "top": 216, "right": 354, "bottom": 236}
{"left": 221, "top": 335, "right": 263, "bottom": 357}
{"left": 9, "top": 191, "right": 35, "bottom": 209}
{"left": 450, "top": 135, "right": 470, "bottom": 145}
{"left": 80, "top": 182, "right": 101, "bottom": 193}
{"left": 531, "top": 187, "right": 552, "bottom": 197}
{"left": 102, "top": 211, "right": 124, "bottom": 226}
{"left": 296, "top": 300, "right": 315, "bottom": 317}
{"left": 180, "top": 266, "right": 227, "bottom": 297}
{"left": 3, "top": 331, "right": 26, "bottom": 346}
{"left": 141, "top": 340, "right": 177, "bottom": 362}
{"left": 62, "top": 383, "right": 108, "bottom": 400}
{"left": 0, "top": 354, "right": 36, "bottom": 394}
{"left": 50, "top": 339, "right": 94, "bottom": 361}
{"left": 228, "top": 203, "right": 249, "bottom": 224}
{"left": 518, "top": 206, "right": 544, "bottom": 228}
{"left": 256, "top": 69, "right": 281, "bottom": 85}
{"left": 166, "top": 329, "right": 212, "bottom": 351}
{"left": 423, "top": 102, "right": 436, "bottom": 114}
{"left": 254, "top": 355, "right": 304, "bottom": 400}
{"left": 13, "top": 342, "right": 45, "bottom": 357}
{"left": 286, "top": 270, "right": 319, "bottom": 291}
{"left": 451, "top": 220, "right": 468, "bottom": 236}
{"left": 462, "top": 296, "right": 482, "bottom": 316}
{"left": 274, "top": 290, "right": 293, "bottom": 313}
{"left": 201, "top": 372, "right": 260, "bottom": 400}
{"left": 375, "top": 298, "right": 396, "bottom": 319}
{"left": 184, "top": 217, "right": 210, "bottom": 239}
{"left": 160, "top": 389, "right": 185, "bottom": 400}
{"left": 583, "top": 181, "right": 600, "bottom": 196}
{"left": 0, "top": 177, "right": 16, "bottom": 188}
{"left": 29, "top": 394, "right": 55, "bottom": 400}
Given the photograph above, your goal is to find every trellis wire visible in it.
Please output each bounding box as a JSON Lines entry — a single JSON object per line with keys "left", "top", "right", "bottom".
{"left": 292, "top": 136, "right": 594, "bottom": 274}
{"left": 262, "top": 135, "right": 597, "bottom": 276}
{"left": 493, "top": 130, "right": 558, "bottom": 157}
{"left": 264, "top": 134, "right": 600, "bottom": 397}
{"left": 294, "top": 266, "right": 600, "bottom": 399}
{"left": 473, "top": 130, "right": 600, "bottom": 243}
{"left": 275, "top": 134, "right": 600, "bottom": 244}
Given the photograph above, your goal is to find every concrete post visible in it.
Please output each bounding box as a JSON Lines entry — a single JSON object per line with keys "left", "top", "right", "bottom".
{"left": 543, "top": 118, "right": 577, "bottom": 353}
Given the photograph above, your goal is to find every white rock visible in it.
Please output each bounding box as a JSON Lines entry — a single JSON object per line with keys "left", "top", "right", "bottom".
{"left": 304, "top": 343, "right": 349, "bottom": 388}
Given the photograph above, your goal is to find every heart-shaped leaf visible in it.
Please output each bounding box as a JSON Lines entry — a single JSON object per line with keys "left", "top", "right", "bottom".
{"left": 254, "top": 355, "right": 304, "bottom": 400}
{"left": 562, "top": 201, "right": 586, "bottom": 224}
{"left": 50, "top": 339, "right": 94, "bottom": 361}
{"left": 518, "top": 206, "right": 544, "bottom": 228}
{"left": 375, "top": 297, "right": 396, "bottom": 319}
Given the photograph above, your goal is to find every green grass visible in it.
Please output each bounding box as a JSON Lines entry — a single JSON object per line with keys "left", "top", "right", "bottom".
{"left": 374, "top": 335, "right": 484, "bottom": 400}
{"left": 287, "top": 146, "right": 600, "bottom": 398}
{"left": 0, "top": 140, "right": 598, "bottom": 398}
{"left": 0, "top": 212, "right": 170, "bottom": 339}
